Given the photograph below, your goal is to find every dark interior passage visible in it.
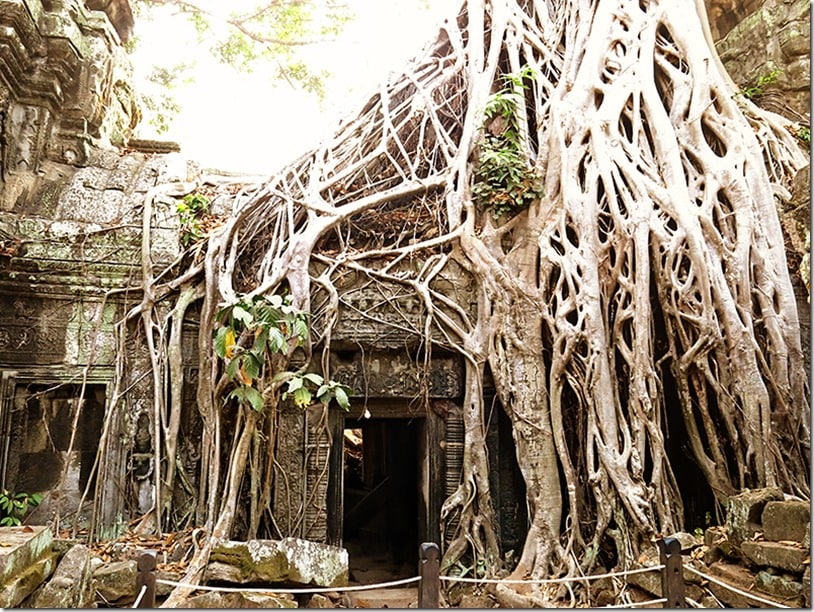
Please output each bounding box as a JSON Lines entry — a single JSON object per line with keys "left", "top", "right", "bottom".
{"left": 1, "top": 383, "right": 105, "bottom": 525}
{"left": 343, "top": 418, "right": 420, "bottom": 581}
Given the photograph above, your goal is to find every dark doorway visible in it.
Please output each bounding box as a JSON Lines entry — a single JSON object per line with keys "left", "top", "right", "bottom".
{"left": 342, "top": 418, "right": 420, "bottom": 582}
{"left": 0, "top": 382, "right": 105, "bottom": 525}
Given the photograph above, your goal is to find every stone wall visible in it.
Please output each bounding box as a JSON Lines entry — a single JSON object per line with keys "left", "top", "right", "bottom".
{"left": 710, "top": 0, "right": 810, "bottom": 120}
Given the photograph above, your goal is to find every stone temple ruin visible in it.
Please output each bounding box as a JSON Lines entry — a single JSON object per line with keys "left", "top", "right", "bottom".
{"left": 0, "top": 0, "right": 810, "bottom": 607}
{"left": 0, "top": 0, "right": 528, "bottom": 571}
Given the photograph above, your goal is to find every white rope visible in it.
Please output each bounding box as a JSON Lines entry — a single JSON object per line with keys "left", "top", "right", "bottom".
{"left": 684, "top": 565, "right": 791, "bottom": 608}
{"left": 439, "top": 564, "right": 664, "bottom": 585}
{"left": 155, "top": 574, "right": 421, "bottom": 594}
{"left": 599, "top": 597, "right": 668, "bottom": 608}
{"left": 132, "top": 584, "right": 147, "bottom": 608}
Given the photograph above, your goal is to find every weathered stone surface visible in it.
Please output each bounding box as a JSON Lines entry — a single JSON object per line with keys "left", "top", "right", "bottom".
{"left": 184, "top": 591, "right": 297, "bottom": 608}
{"left": 803, "top": 566, "right": 810, "bottom": 607}
{"left": 714, "top": 0, "right": 811, "bottom": 118}
{"left": 91, "top": 559, "right": 137, "bottom": 605}
{"left": 741, "top": 541, "right": 808, "bottom": 573}
{"left": 0, "top": 551, "right": 58, "bottom": 608}
{"left": 706, "top": 561, "right": 758, "bottom": 608}
{"left": 347, "top": 587, "right": 417, "bottom": 609}
{"left": 0, "top": 526, "right": 53, "bottom": 583}
{"left": 761, "top": 500, "right": 810, "bottom": 543}
{"left": 669, "top": 531, "right": 702, "bottom": 551}
{"left": 725, "top": 487, "right": 784, "bottom": 545}
{"left": 306, "top": 593, "right": 335, "bottom": 608}
{"left": 625, "top": 560, "right": 704, "bottom": 602}
{"left": 754, "top": 570, "right": 803, "bottom": 605}
{"left": 208, "top": 538, "right": 348, "bottom": 587}
{"left": 28, "top": 543, "right": 95, "bottom": 608}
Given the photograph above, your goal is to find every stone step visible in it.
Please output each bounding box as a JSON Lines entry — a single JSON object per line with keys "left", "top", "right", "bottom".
{"left": 346, "top": 586, "right": 417, "bottom": 608}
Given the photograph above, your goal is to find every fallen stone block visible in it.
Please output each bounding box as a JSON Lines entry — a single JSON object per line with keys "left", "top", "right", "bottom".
{"left": 741, "top": 541, "right": 808, "bottom": 573}
{"left": 28, "top": 543, "right": 95, "bottom": 608}
{"left": 725, "top": 488, "right": 784, "bottom": 546}
{"left": 0, "top": 526, "right": 54, "bottom": 583}
{"left": 0, "top": 552, "right": 58, "bottom": 608}
{"left": 754, "top": 570, "right": 803, "bottom": 606}
{"left": 0, "top": 526, "right": 55, "bottom": 607}
{"left": 208, "top": 537, "right": 348, "bottom": 587}
{"left": 762, "top": 501, "right": 810, "bottom": 542}
{"left": 92, "top": 559, "right": 137, "bottom": 606}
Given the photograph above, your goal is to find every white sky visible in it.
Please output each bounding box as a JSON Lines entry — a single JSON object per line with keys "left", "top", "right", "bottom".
{"left": 130, "top": 0, "right": 459, "bottom": 174}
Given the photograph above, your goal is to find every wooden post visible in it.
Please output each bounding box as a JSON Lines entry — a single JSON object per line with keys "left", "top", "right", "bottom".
{"left": 136, "top": 550, "right": 157, "bottom": 608}
{"left": 418, "top": 542, "right": 440, "bottom": 609}
{"left": 657, "top": 537, "right": 685, "bottom": 608}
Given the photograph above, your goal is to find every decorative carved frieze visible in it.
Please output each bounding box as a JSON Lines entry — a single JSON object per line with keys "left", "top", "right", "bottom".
{"left": 0, "top": 0, "right": 140, "bottom": 173}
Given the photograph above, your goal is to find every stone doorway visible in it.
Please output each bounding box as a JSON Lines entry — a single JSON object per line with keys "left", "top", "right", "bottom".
{"left": 340, "top": 416, "right": 425, "bottom": 582}
{"left": 0, "top": 378, "right": 106, "bottom": 527}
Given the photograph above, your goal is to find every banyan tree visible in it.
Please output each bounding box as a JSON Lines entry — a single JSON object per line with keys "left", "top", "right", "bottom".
{"left": 114, "top": 0, "right": 810, "bottom": 606}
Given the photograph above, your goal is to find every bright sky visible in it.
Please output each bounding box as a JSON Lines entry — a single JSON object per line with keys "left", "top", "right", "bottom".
{"left": 130, "top": 0, "right": 459, "bottom": 175}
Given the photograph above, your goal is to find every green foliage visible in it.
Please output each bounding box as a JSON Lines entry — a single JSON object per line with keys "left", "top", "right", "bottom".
{"left": 214, "top": 293, "right": 351, "bottom": 412}
{"left": 176, "top": 193, "right": 210, "bottom": 246}
{"left": 139, "top": 62, "right": 195, "bottom": 135}
{"left": 135, "top": 1, "right": 351, "bottom": 101}
{"left": 795, "top": 125, "right": 810, "bottom": 147}
{"left": 472, "top": 65, "right": 544, "bottom": 218}
{"left": 738, "top": 68, "right": 781, "bottom": 100}
{"left": 0, "top": 489, "right": 43, "bottom": 526}
{"left": 280, "top": 373, "right": 352, "bottom": 410}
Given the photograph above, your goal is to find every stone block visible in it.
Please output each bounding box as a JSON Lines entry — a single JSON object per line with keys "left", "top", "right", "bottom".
{"left": 740, "top": 541, "right": 808, "bottom": 573}
{"left": 28, "top": 543, "right": 94, "bottom": 608}
{"left": 0, "top": 526, "right": 54, "bottom": 583}
{"left": 184, "top": 591, "right": 297, "bottom": 608}
{"left": 725, "top": 487, "right": 784, "bottom": 545}
{"left": 762, "top": 501, "right": 810, "bottom": 542}
{"left": 803, "top": 566, "right": 810, "bottom": 608}
{"left": 754, "top": 570, "right": 803, "bottom": 606}
{"left": 91, "top": 559, "right": 137, "bottom": 605}
{"left": 707, "top": 561, "right": 757, "bottom": 608}
{"left": 0, "top": 551, "right": 58, "bottom": 608}
{"left": 209, "top": 537, "right": 348, "bottom": 588}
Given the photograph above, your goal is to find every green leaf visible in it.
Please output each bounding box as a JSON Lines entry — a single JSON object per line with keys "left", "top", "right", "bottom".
{"left": 244, "top": 386, "right": 265, "bottom": 412}
{"left": 226, "top": 357, "right": 241, "bottom": 381}
{"left": 287, "top": 377, "right": 304, "bottom": 392}
{"left": 268, "top": 327, "right": 286, "bottom": 353}
{"left": 242, "top": 354, "right": 262, "bottom": 380}
{"left": 214, "top": 327, "right": 236, "bottom": 359}
{"left": 292, "top": 386, "right": 312, "bottom": 408}
{"left": 334, "top": 387, "right": 350, "bottom": 410}
{"left": 232, "top": 305, "right": 253, "bottom": 327}
{"left": 303, "top": 373, "right": 324, "bottom": 386}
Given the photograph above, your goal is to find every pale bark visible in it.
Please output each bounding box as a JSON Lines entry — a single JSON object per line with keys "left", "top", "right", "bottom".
{"left": 101, "top": 0, "right": 809, "bottom": 606}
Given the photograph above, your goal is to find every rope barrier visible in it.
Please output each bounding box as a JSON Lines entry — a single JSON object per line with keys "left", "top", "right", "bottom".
{"left": 684, "top": 565, "right": 791, "bottom": 608}
{"left": 438, "top": 563, "right": 664, "bottom": 585}
{"left": 155, "top": 574, "right": 421, "bottom": 595}
{"left": 132, "top": 584, "right": 147, "bottom": 608}
{"left": 599, "top": 596, "right": 668, "bottom": 608}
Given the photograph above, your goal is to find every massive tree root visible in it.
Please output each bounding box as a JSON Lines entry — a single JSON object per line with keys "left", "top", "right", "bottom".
{"left": 104, "top": 0, "right": 809, "bottom": 607}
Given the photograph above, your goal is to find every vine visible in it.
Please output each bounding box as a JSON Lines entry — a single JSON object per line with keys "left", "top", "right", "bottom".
{"left": 472, "top": 65, "right": 544, "bottom": 218}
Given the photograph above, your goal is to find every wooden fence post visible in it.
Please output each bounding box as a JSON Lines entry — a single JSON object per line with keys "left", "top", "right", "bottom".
{"left": 136, "top": 550, "right": 157, "bottom": 608}
{"left": 418, "top": 542, "right": 440, "bottom": 609}
{"left": 657, "top": 537, "right": 685, "bottom": 608}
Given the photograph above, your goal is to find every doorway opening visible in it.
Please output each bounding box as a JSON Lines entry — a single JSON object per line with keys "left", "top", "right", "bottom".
{"left": 0, "top": 382, "right": 106, "bottom": 526}
{"left": 342, "top": 418, "right": 420, "bottom": 582}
